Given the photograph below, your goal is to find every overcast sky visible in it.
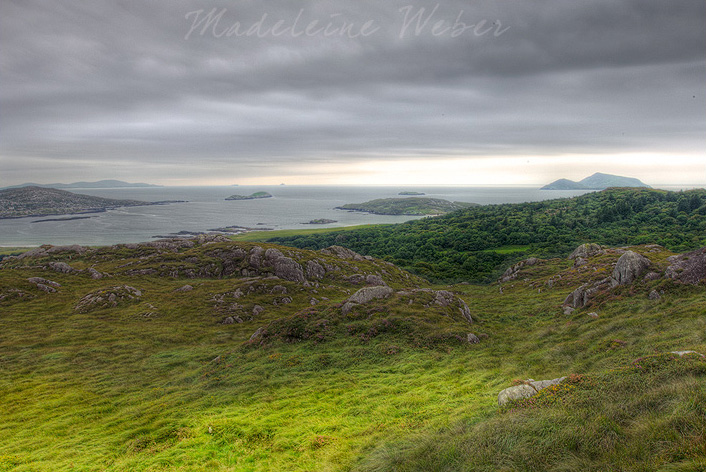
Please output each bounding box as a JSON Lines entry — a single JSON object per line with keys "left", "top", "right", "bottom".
{"left": 1, "top": 0, "right": 704, "bottom": 186}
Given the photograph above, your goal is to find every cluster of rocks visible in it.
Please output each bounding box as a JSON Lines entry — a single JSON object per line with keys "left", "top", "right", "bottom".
{"left": 75, "top": 285, "right": 142, "bottom": 313}
{"left": 499, "top": 257, "right": 539, "bottom": 283}
{"left": 27, "top": 276, "right": 61, "bottom": 293}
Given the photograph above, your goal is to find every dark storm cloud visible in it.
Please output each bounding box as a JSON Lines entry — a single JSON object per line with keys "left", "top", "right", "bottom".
{"left": 1, "top": 0, "right": 704, "bottom": 183}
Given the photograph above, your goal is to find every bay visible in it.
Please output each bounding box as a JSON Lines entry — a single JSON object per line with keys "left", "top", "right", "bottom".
{"left": 0, "top": 185, "right": 600, "bottom": 246}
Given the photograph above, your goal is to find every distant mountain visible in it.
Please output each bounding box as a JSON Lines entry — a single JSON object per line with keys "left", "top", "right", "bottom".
{"left": 1, "top": 180, "right": 162, "bottom": 190}
{"left": 0, "top": 186, "right": 159, "bottom": 218}
{"left": 542, "top": 173, "right": 650, "bottom": 190}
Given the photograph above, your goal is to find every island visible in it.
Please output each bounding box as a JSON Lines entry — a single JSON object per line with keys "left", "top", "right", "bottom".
{"left": 335, "top": 197, "right": 477, "bottom": 216}
{"left": 398, "top": 191, "right": 426, "bottom": 196}
{"left": 225, "top": 192, "right": 273, "bottom": 201}
{"left": 0, "top": 186, "right": 180, "bottom": 219}
{"left": 542, "top": 172, "right": 651, "bottom": 190}
{"left": 303, "top": 218, "right": 338, "bottom": 224}
{"left": 1, "top": 179, "right": 162, "bottom": 190}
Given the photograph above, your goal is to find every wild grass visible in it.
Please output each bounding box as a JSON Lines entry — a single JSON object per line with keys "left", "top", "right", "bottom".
{"left": 0, "top": 243, "right": 704, "bottom": 471}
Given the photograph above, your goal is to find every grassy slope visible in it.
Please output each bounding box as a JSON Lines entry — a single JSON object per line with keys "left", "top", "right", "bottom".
{"left": 230, "top": 225, "right": 381, "bottom": 242}
{"left": 0, "top": 242, "right": 705, "bottom": 471}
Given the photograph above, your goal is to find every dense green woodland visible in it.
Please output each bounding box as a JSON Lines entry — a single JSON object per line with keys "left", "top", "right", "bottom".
{"left": 271, "top": 188, "right": 706, "bottom": 282}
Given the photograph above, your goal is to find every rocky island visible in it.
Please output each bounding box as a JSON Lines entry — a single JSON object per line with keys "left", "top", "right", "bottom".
{"left": 398, "top": 191, "right": 425, "bottom": 196}
{"left": 542, "top": 172, "right": 650, "bottom": 190}
{"left": 0, "top": 186, "right": 179, "bottom": 219}
{"left": 225, "top": 191, "right": 273, "bottom": 201}
{"left": 336, "top": 197, "right": 477, "bottom": 216}
{"left": 303, "top": 218, "right": 338, "bottom": 224}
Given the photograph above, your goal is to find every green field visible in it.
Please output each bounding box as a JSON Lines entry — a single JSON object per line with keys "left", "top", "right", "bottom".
{"left": 1, "top": 237, "right": 705, "bottom": 471}
{"left": 230, "top": 224, "right": 383, "bottom": 242}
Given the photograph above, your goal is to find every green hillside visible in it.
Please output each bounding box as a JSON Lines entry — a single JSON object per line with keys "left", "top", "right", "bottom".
{"left": 1, "top": 232, "right": 705, "bottom": 471}
{"left": 270, "top": 188, "right": 706, "bottom": 282}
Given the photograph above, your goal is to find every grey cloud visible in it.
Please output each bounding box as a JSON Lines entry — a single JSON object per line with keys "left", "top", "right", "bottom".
{"left": 1, "top": 0, "right": 704, "bottom": 184}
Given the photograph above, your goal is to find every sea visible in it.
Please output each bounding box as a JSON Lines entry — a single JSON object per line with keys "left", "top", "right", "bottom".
{"left": 0, "top": 185, "right": 690, "bottom": 247}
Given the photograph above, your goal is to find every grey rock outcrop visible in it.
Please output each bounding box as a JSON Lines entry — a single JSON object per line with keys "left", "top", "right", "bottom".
{"left": 467, "top": 333, "right": 480, "bottom": 344}
{"left": 498, "top": 377, "right": 566, "bottom": 406}
{"left": 569, "top": 243, "right": 603, "bottom": 260}
{"left": 612, "top": 251, "right": 650, "bottom": 286}
{"left": 648, "top": 290, "right": 661, "bottom": 300}
{"left": 319, "top": 245, "right": 366, "bottom": 261}
{"left": 49, "top": 261, "right": 75, "bottom": 274}
{"left": 305, "top": 260, "right": 326, "bottom": 280}
{"left": 87, "top": 267, "right": 105, "bottom": 279}
{"left": 174, "top": 284, "right": 194, "bottom": 292}
{"left": 665, "top": 247, "right": 706, "bottom": 285}
{"left": 264, "top": 248, "right": 305, "bottom": 283}
{"left": 499, "top": 257, "right": 539, "bottom": 283}
{"left": 563, "top": 277, "right": 612, "bottom": 308}
{"left": 28, "top": 277, "right": 61, "bottom": 288}
{"left": 342, "top": 285, "right": 394, "bottom": 314}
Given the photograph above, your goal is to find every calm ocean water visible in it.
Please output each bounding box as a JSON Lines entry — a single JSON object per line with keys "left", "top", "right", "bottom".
{"left": 0, "top": 185, "right": 678, "bottom": 247}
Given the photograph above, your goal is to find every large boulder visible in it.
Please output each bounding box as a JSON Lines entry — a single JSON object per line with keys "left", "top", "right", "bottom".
{"left": 264, "top": 248, "right": 305, "bottom": 283}
{"left": 342, "top": 285, "right": 394, "bottom": 315}
{"left": 319, "top": 245, "right": 366, "bottom": 261}
{"left": 498, "top": 377, "right": 566, "bottom": 406}
{"left": 612, "top": 251, "right": 650, "bottom": 286}
{"left": 665, "top": 247, "right": 706, "bottom": 285}
{"left": 499, "top": 257, "right": 539, "bottom": 283}
{"left": 569, "top": 243, "right": 603, "bottom": 260}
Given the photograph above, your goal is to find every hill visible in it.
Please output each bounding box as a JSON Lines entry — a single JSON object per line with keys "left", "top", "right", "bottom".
{"left": 1, "top": 179, "right": 162, "bottom": 190}
{"left": 336, "top": 197, "right": 477, "bottom": 216}
{"left": 542, "top": 172, "right": 650, "bottom": 190}
{"left": 0, "top": 236, "right": 704, "bottom": 470}
{"left": 0, "top": 186, "right": 167, "bottom": 219}
{"left": 269, "top": 187, "right": 706, "bottom": 282}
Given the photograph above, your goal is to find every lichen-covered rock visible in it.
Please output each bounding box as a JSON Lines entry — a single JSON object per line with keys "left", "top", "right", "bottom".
{"left": 563, "top": 277, "right": 612, "bottom": 308}
{"left": 665, "top": 247, "right": 706, "bottom": 285}
{"left": 467, "top": 333, "right": 480, "bottom": 344}
{"left": 319, "top": 245, "right": 366, "bottom": 261}
{"left": 28, "top": 277, "right": 60, "bottom": 288}
{"left": 305, "top": 260, "right": 326, "bottom": 280}
{"left": 498, "top": 377, "right": 566, "bottom": 406}
{"left": 612, "top": 251, "right": 650, "bottom": 285}
{"left": 648, "top": 290, "right": 661, "bottom": 300}
{"left": 499, "top": 257, "right": 539, "bottom": 283}
{"left": 87, "top": 267, "right": 105, "bottom": 279}
{"left": 569, "top": 243, "right": 603, "bottom": 260}
{"left": 174, "top": 284, "right": 194, "bottom": 292}
{"left": 252, "top": 305, "right": 264, "bottom": 316}
{"left": 264, "top": 248, "right": 305, "bottom": 283}
{"left": 49, "top": 261, "right": 75, "bottom": 274}
{"left": 342, "top": 285, "right": 394, "bottom": 314}
{"left": 75, "top": 285, "right": 142, "bottom": 313}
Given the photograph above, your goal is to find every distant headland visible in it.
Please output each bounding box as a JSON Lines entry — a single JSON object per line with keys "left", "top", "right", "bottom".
{"left": 541, "top": 172, "right": 650, "bottom": 190}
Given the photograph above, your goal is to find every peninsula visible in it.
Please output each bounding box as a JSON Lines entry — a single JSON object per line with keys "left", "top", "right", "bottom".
{"left": 0, "top": 186, "right": 177, "bottom": 219}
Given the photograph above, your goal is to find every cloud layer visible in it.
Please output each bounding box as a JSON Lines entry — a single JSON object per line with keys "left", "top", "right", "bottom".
{"left": 1, "top": 0, "right": 704, "bottom": 185}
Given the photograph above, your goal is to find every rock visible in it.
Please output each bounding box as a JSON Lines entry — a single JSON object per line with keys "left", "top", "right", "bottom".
{"left": 264, "top": 248, "right": 305, "bottom": 283}
{"left": 75, "top": 285, "right": 142, "bottom": 313}
{"left": 252, "top": 305, "right": 264, "bottom": 316}
{"left": 499, "top": 257, "right": 540, "bottom": 283}
{"left": 612, "top": 251, "right": 650, "bottom": 286}
{"left": 36, "top": 283, "right": 56, "bottom": 293}
{"left": 573, "top": 257, "right": 587, "bottom": 267}
{"left": 249, "top": 327, "right": 265, "bottom": 342}
{"left": 365, "top": 274, "right": 386, "bottom": 286}
{"left": 28, "top": 277, "right": 61, "bottom": 288}
{"left": 174, "top": 284, "right": 194, "bottom": 292}
{"left": 648, "top": 290, "right": 661, "bottom": 300}
{"left": 346, "top": 285, "right": 394, "bottom": 305}
{"left": 319, "top": 245, "right": 366, "bottom": 261}
{"left": 497, "top": 377, "right": 566, "bottom": 406}
{"left": 569, "top": 243, "right": 603, "bottom": 260}
{"left": 271, "top": 285, "right": 288, "bottom": 294}
{"left": 49, "top": 261, "right": 75, "bottom": 274}
{"left": 342, "top": 285, "right": 394, "bottom": 315}
{"left": 433, "top": 290, "right": 455, "bottom": 307}
{"left": 87, "top": 267, "right": 104, "bottom": 279}
{"left": 310, "top": 298, "right": 318, "bottom": 305}
{"left": 587, "top": 312, "right": 599, "bottom": 319}
{"left": 305, "top": 260, "right": 326, "bottom": 280}
{"left": 223, "top": 316, "right": 235, "bottom": 324}
{"left": 644, "top": 271, "right": 661, "bottom": 281}
{"left": 248, "top": 246, "right": 264, "bottom": 269}
{"left": 665, "top": 247, "right": 706, "bottom": 285}
{"left": 467, "top": 333, "right": 480, "bottom": 344}
{"left": 671, "top": 350, "right": 705, "bottom": 358}
{"left": 563, "top": 306, "right": 575, "bottom": 315}
{"left": 46, "top": 244, "right": 88, "bottom": 255}
{"left": 458, "top": 298, "right": 473, "bottom": 324}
